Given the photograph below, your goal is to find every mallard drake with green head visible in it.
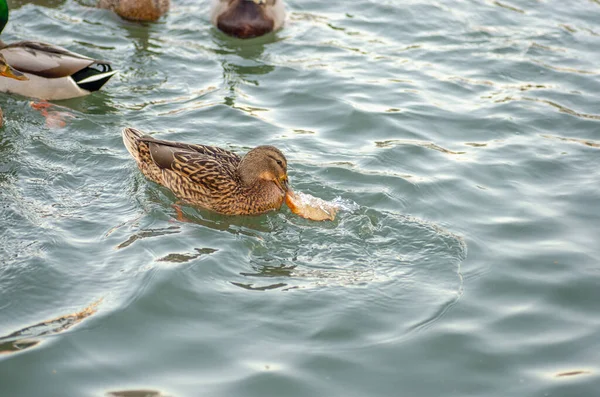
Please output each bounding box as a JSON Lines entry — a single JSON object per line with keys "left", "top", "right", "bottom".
{"left": 0, "top": 0, "right": 116, "bottom": 100}
{"left": 123, "top": 127, "right": 290, "bottom": 215}
{"left": 211, "top": 0, "right": 286, "bottom": 39}
{"left": 97, "top": 0, "right": 169, "bottom": 22}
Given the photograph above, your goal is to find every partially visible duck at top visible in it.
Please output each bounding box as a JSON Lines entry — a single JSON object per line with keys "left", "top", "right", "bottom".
{"left": 211, "top": 0, "right": 286, "bottom": 39}
{"left": 0, "top": 0, "right": 117, "bottom": 100}
{"left": 97, "top": 0, "right": 169, "bottom": 22}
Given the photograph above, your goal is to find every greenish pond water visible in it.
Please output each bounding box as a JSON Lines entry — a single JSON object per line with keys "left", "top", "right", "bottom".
{"left": 1, "top": 0, "right": 600, "bottom": 396}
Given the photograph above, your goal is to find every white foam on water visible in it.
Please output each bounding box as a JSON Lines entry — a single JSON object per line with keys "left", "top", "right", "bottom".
{"left": 331, "top": 196, "right": 361, "bottom": 213}
{"left": 292, "top": 191, "right": 359, "bottom": 216}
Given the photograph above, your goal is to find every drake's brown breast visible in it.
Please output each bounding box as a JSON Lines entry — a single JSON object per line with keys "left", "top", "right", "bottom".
{"left": 216, "top": 1, "right": 275, "bottom": 39}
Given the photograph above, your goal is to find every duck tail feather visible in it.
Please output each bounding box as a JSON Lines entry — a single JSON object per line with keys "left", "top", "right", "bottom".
{"left": 122, "top": 127, "right": 145, "bottom": 161}
{"left": 72, "top": 62, "right": 117, "bottom": 92}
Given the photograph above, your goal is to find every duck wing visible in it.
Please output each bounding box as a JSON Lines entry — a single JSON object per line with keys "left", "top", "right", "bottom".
{"left": 140, "top": 136, "right": 241, "bottom": 165}
{"left": 0, "top": 41, "right": 98, "bottom": 78}
{"left": 140, "top": 136, "right": 242, "bottom": 192}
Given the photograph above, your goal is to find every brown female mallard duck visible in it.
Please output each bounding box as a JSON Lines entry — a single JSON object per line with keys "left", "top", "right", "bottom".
{"left": 211, "top": 0, "right": 286, "bottom": 39}
{"left": 97, "top": 0, "right": 169, "bottom": 22}
{"left": 123, "top": 127, "right": 289, "bottom": 215}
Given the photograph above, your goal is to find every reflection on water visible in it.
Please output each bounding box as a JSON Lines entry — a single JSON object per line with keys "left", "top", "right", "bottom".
{"left": 123, "top": 22, "right": 163, "bottom": 56}
{"left": 166, "top": 201, "right": 277, "bottom": 235}
{"left": 157, "top": 247, "right": 218, "bottom": 263}
{"left": 117, "top": 226, "right": 181, "bottom": 249}
{"left": 233, "top": 208, "right": 465, "bottom": 301}
{"left": 375, "top": 139, "right": 466, "bottom": 155}
{"left": 212, "top": 34, "right": 275, "bottom": 108}
{"left": 106, "top": 390, "right": 173, "bottom": 397}
{"left": 232, "top": 280, "right": 288, "bottom": 291}
{"left": 235, "top": 262, "right": 379, "bottom": 292}
{"left": 0, "top": 299, "right": 101, "bottom": 355}
{"left": 0, "top": 339, "right": 40, "bottom": 355}
{"left": 554, "top": 370, "right": 592, "bottom": 378}
{"left": 211, "top": 30, "right": 280, "bottom": 58}
{"left": 542, "top": 134, "right": 600, "bottom": 148}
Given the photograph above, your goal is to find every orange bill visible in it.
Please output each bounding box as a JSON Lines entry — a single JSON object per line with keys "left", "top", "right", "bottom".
{"left": 0, "top": 64, "right": 28, "bottom": 81}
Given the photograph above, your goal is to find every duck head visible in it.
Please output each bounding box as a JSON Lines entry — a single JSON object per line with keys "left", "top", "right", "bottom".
{"left": 212, "top": 0, "right": 285, "bottom": 39}
{"left": 238, "top": 145, "right": 289, "bottom": 195}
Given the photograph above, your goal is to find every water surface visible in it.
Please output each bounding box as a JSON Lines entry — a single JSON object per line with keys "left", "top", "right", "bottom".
{"left": 1, "top": 0, "right": 600, "bottom": 396}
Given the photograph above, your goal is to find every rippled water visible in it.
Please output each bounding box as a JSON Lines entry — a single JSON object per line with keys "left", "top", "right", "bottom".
{"left": 1, "top": 0, "right": 600, "bottom": 395}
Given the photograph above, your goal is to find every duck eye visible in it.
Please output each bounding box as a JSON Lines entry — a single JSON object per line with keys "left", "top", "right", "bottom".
{"left": 276, "top": 160, "right": 283, "bottom": 167}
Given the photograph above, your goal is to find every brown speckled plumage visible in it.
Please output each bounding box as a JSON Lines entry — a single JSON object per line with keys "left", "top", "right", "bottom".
{"left": 98, "top": 0, "right": 169, "bottom": 22}
{"left": 122, "top": 127, "right": 289, "bottom": 215}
